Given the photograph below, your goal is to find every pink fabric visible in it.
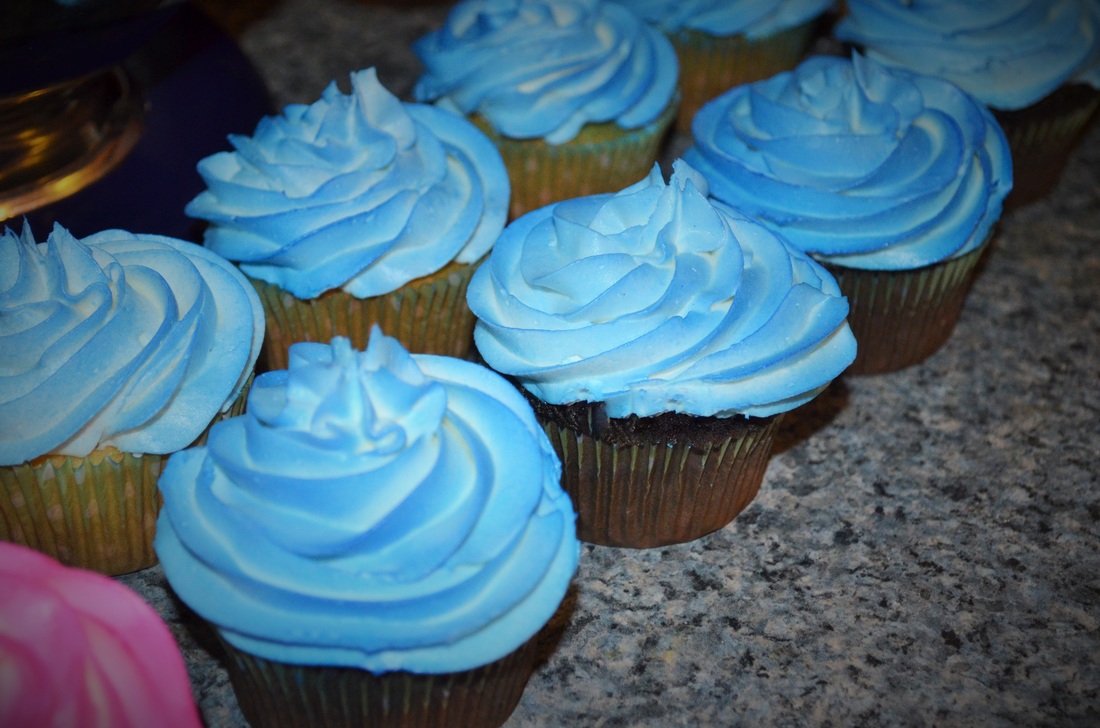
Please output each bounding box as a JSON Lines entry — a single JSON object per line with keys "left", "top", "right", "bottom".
{"left": 0, "top": 543, "right": 202, "bottom": 727}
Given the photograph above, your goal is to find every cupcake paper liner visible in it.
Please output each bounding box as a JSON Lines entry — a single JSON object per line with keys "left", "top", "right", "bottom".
{"left": 472, "top": 99, "right": 678, "bottom": 220}
{"left": 821, "top": 236, "right": 992, "bottom": 375}
{"left": 219, "top": 636, "right": 539, "bottom": 728}
{"left": 530, "top": 398, "right": 782, "bottom": 548}
{"left": 992, "top": 84, "right": 1100, "bottom": 210}
{"left": 0, "top": 379, "right": 252, "bottom": 576}
{"left": 1, "top": 447, "right": 164, "bottom": 576}
{"left": 672, "top": 21, "right": 817, "bottom": 134}
{"left": 252, "top": 259, "right": 479, "bottom": 372}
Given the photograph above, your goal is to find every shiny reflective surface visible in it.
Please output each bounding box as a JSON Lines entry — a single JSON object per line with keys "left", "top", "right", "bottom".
{"left": 0, "top": 67, "right": 144, "bottom": 219}
{"left": 8, "top": 4, "right": 272, "bottom": 240}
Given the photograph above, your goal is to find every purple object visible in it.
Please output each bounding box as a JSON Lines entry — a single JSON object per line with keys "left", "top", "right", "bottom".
{"left": 21, "top": 4, "right": 273, "bottom": 242}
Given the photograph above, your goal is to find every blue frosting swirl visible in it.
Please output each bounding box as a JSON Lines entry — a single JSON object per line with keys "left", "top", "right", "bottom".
{"left": 614, "top": 0, "right": 834, "bottom": 39}
{"left": 186, "top": 68, "right": 509, "bottom": 300}
{"left": 154, "top": 332, "right": 579, "bottom": 673}
{"left": 413, "top": 0, "right": 679, "bottom": 144}
{"left": 835, "top": 0, "right": 1100, "bottom": 110}
{"left": 467, "top": 161, "right": 856, "bottom": 419}
{"left": 685, "top": 54, "right": 1013, "bottom": 270}
{"left": 0, "top": 224, "right": 263, "bottom": 465}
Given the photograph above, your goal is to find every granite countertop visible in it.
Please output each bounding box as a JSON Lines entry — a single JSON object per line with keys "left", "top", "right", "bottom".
{"left": 120, "top": 1, "right": 1100, "bottom": 725}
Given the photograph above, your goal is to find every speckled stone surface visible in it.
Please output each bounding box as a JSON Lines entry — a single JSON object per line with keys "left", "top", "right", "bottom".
{"left": 118, "top": 1, "right": 1100, "bottom": 726}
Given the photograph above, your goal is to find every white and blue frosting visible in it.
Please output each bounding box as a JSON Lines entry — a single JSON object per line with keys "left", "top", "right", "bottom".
{"left": 467, "top": 161, "right": 856, "bottom": 419}
{"left": 614, "top": 0, "right": 834, "bottom": 39}
{"left": 835, "top": 0, "right": 1100, "bottom": 111}
{"left": 0, "top": 223, "right": 263, "bottom": 465}
{"left": 154, "top": 331, "right": 578, "bottom": 673}
{"left": 686, "top": 54, "right": 1013, "bottom": 270}
{"left": 186, "top": 68, "right": 509, "bottom": 300}
{"left": 413, "top": 0, "right": 679, "bottom": 144}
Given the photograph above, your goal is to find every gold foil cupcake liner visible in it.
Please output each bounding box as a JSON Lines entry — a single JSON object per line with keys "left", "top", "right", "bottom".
{"left": 219, "top": 635, "right": 538, "bottom": 728}
{"left": 822, "top": 237, "right": 992, "bottom": 375}
{"left": 0, "top": 378, "right": 253, "bottom": 576}
{"left": 670, "top": 21, "right": 817, "bottom": 134}
{"left": 472, "top": 98, "right": 678, "bottom": 220}
{"left": 537, "top": 406, "right": 783, "bottom": 548}
{"left": 992, "top": 84, "right": 1100, "bottom": 210}
{"left": 252, "top": 259, "right": 480, "bottom": 372}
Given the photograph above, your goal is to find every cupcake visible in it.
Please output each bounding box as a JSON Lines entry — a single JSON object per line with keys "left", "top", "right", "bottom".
{"left": 413, "top": 0, "right": 680, "bottom": 219}
{"left": 185, "top": 67, "right": 509, "bottom": 370}
{"left": 154, "top": 331, "right": 579, "bottom": 728}
{"left": 614, "top": 0, "right": 835, "bottom": 133}
{"left": 0, "top": 542, "right": 203, "bottom": 727}
{"left": 686, "top": 54, "right": 1012, "bottom": 374}
{"left": 0, "top": 223, "right": 263, "bottom": 575}
{"left": 835, "top": 0, "right": 1100, "bottom": 209}
{"left": 466, "top": 161, "right": 856, "bottom": 548}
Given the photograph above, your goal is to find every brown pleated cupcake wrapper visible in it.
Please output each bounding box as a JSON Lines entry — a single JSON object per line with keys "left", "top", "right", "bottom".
{"left": 473, "top": 99, "right": 678, "bottom": 220}
{"left": 671, "top": 21, "right": 816, "bottom": 134}
{"left": 252, "top": 259, "right": 479, "bottom": 372}
{"left": 993, "top": 84, "right": 1100, "bottom": 210}
{"left": 1, "top": 448, "right": 164, "bottom": 575}
{"left": 0, "top": 380, "right": 252, "bottom": 575}
{"left": 540, "top": 413, "right": 783, "bottom": 548}
{"left": 219, "top": 635, "right": 538, "bottom": 728}
{"left": 822, "top": 238, "right": 991, "bottom": 375}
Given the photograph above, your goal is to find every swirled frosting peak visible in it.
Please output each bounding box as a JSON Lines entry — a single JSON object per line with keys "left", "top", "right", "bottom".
{"left": 413, "top": 0, "right": 679, "bottom": 144}
{"left": 186, "top": 67, "right": 510, "bottom": 299}
{"left": 467, "top": 160, "right": 857, "bottom": 418}
{"left": 0, "top": 223, "right": 263, "bottom": 465}
{"left": 154, "top": 331, "right": 579, "bottom": 673}
{"left": 835, "top": 0, "right": 1100, "bottom": 110}
{"left": 0, "top": 543, "right": 202, "bottom": 728}
{"left": 614, "top": 0, "right": 834, "bottom": 39}
{"left": 685, "top": 53, "right": 1013, "bottom": 270}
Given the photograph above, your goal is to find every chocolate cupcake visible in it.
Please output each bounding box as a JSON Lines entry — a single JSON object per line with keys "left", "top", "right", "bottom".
{"left": 686, "top": 54, "right": 1012, "bottom": 374}
{"left": 154, "top": 332, "right": 579, "bottom": 727}
{"left": 835, "top": 0, "right": 1100, "bottom": 210}
{"left": 467, "top": 161, "right": 856, "bottom": 547}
